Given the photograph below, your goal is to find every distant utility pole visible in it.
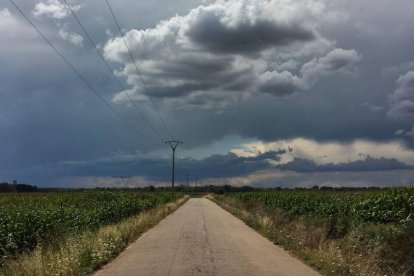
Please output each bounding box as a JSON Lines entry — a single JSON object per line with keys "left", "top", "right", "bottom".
{"left": 165, "top": 140, "right": 183, "bottom": 190}
{"left": 121, "top": 176, "right": 129, "bottom": 189}
{"left": 195, "top": 178, "right": 198, "bottom": 188}
{"left": 185, "top": 174, "right": 190, "bottom": 188}
{"left": 12, "top": 180, "right": 17, "bottom": 193}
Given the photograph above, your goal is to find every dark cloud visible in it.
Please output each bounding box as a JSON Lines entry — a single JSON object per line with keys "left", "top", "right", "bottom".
{"left": 104, "top": 0, "right": 347, "bottom": 106}
{"left": 277, "top": 156, "right": 413, "bottom": 173}
{"left": 187, "top": 14, "right": 314, "bottom": 54}
{"left": 257, "top": 71, "right": 299, "bottom": 96}
{"left": 57, "top": 149, "right": 287, "bottom": 180}
{"left": 48, "top": 150, "right": 413, "bottom": 184}
{"left": 256, "top": 48, "right": 361, "bottom": 95}
{"left": 299, "top": 48, "right": 361, "bottom": 88}
{"left": 182, "top": 149, "right": 287, "bottom": 178}
{"left": 181, "top": 153, "right": 268, "bottom": 178}
{"left": 248, "top": 169, "right": 414, "bottom": 189}
{"left": 2, "top": 0, "right": 414, "bottom": 187}
{"left": 388, "top": 70, "right": 414, "bottom": 119}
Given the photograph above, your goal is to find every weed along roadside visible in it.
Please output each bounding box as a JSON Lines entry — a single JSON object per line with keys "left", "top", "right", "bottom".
{"left": 0, "top": 194, "right": 189, "bottom": 275}
{"left": 208, "top": 189, "right": 414, "bottom": 276}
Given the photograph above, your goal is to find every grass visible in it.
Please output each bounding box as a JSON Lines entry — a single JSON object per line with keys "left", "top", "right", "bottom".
{"left": 209, "top": 194, "right": 414, "bottom": 276}
{"left": 0, "top": 195, "right": 189, "bottom": 276}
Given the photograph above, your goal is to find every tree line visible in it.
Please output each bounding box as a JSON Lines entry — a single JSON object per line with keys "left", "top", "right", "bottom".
{"left": 0, "top": 183, "right": 38, "bottom": 193}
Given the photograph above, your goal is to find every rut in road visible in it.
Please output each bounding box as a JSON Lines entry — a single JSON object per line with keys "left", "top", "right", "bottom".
{"left": 95, "top": 198, "right": 320, "bottom": 276}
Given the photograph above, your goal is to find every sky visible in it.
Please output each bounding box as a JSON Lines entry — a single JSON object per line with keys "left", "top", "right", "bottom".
{"left": 1, "top": 0, "right": 414, "bottom": 188}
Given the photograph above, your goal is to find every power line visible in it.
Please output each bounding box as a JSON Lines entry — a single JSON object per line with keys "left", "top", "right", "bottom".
{"left": 105, "top": 0, "right": 175, "bottom": 140}
{"left": 63, "top": 0, "right": 164, "bottom": 142}
{"left": 8, "top": 0, "right": 154, "bottom": 144}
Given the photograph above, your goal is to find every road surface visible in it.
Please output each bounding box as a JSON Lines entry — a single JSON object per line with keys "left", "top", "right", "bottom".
{"left": 95, "top": 198, "right": 320, "bottom": 276}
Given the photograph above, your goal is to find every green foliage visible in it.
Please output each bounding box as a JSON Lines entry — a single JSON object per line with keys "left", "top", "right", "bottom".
{"left": 0, "top": 191, "right": 179, "bottom": 262}
{"left": 378, "top": 222, "right": 414, "bottom": 275}
{"left": 226, "top": 188, "right": 414, "bottom": 224}
{"left": 216, "top": 189, "right": 414, "bottom": 275}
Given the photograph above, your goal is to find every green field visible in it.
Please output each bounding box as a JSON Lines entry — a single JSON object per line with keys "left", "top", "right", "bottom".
{"left": 1, "top": 188, "right": 413, "bottom": 275}
{"left": 0, "top": 191, "right": 180, "bottom": 262}
{"left": 215, "top": 187, "right": 414, "bottom": 275}
{"left": 227, "top": 187, "right": 414, "bottom": 223}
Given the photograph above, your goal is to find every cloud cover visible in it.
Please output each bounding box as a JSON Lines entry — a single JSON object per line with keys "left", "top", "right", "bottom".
{"left": 388, "top": 71, "right": 414, "bottom": 119}
{"left": 45, "top": 138, "right": 414, "bottom": 188}
{"left": 2, "top": 0, "right": 414, "bottom": 187}
{"left": 103, "top": 0, "right": 360, "bottom": 107}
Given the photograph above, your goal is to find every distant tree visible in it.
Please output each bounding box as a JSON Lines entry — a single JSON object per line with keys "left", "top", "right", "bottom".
{"left": 0, "top": 183, "right": 38, "bottom": 193}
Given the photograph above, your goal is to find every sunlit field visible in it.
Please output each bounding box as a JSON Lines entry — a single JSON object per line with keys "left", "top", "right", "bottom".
{"left": 0, "top": 191, "right": 180, "bottom": 262}
{"left": 213, "top": 187, "right": 414, "bottom": 275}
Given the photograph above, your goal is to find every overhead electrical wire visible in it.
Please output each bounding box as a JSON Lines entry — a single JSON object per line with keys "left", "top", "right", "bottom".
{"left": 8, "top": 0, "right": 155, "bottom": 144}
{"left": 63, "top": 0, "right": 164, "bottom": 143}
{"left": 105, "top": 0, "right": 175, "bottom": 141}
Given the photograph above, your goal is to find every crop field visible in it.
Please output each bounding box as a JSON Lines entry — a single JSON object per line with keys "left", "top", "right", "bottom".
{"left": 0, "top": 191, "right": 180, "bottom": 262}
{"left": 226, "top": 187, "right": 414, "bottom": 224}
{"left": 215, "top": 187, "right": 414, "bottom": 275}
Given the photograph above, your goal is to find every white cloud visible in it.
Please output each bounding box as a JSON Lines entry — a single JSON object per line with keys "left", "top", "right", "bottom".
{"left": 232, "top": 138, "right": 414, "bottom": 166}
{"left": 103, "top": 0, "right": 360, "bottom": 109}
{"left": 33, "top": 0, "right": 80, "bottom": 19}
{"left": 58, "top": 28, "right": 83, "bottom": 47}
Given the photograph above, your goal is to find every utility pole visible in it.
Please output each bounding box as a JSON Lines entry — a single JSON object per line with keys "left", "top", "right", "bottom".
{"left": 195, "top": 178, "right": 198, "bottom": 188}
{"left": 121, "top": 176, "right": 129, "bottom": 189}
{"left": 165, "top": 140, "right": 183, "bottom": 191}
{"left": 185, "top": 174, "right": 190, "bottom": 189}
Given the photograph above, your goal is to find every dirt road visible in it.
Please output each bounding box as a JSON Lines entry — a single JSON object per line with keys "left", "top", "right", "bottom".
{"left": 95, "top": 198, "right": 320, "bottom": 276}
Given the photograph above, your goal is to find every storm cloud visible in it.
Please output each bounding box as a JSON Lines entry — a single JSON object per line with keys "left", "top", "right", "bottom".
{"left": 103, "top": 0, "right": 360, "bottom": 107}
{"left": 257, "top": 48, "right": 361, "bottom": 95}
{"left": 186, "top": 14, "right": 314, "bottom": 54}
{"left": 388, "top": 71, "right": 414, "bottom": 119}
{"left": 278, "top": 156, "right": 413, "bottom": 173}
{"left": 2, "top": 0, "right": 414, "bottom": 187}
{"left": 51, "top": 144, "right": 414, "bottom": 185}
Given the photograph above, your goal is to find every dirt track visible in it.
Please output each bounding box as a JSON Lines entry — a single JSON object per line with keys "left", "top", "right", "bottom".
{"left": 95, "top": 198, "right": 320, "bottom": 276}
